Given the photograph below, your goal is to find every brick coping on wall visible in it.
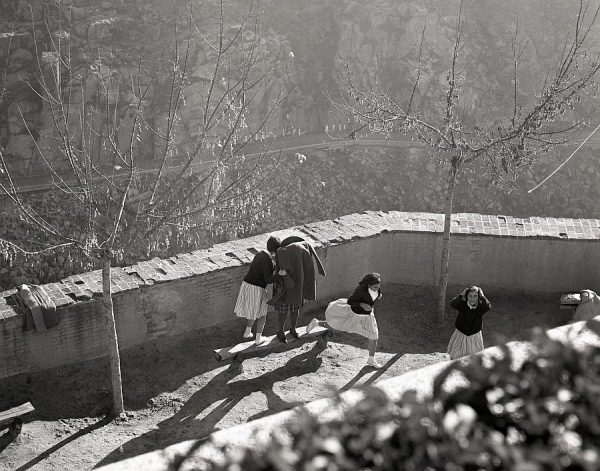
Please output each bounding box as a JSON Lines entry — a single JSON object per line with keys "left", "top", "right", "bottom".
{"left": 2, "top": 210, "right": 600, "bottom": 323}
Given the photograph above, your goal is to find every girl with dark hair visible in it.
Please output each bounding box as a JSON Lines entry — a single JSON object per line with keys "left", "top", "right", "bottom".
{"left": 306, "top": 272, "right": 383, "bottom": 368}
{"left": 234, "top": 235, "right": 281, "bottom": 345}
{"left": 447, "top": 285, "right": 491, "bottom": 359}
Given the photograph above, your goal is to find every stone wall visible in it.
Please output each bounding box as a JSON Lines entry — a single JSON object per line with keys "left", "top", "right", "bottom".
{"left": 1, "top": 210, "right": 600, "bottom": 379}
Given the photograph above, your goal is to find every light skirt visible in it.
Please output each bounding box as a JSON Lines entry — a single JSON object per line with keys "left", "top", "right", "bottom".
{"left": 325, "top": 298, "right": 379, "bottom": 340}
{"left": 234, "top": 282, "right": 268, "bottom": 320}
{"left": 447, "top": 329, "right": 484, "bottom": 360}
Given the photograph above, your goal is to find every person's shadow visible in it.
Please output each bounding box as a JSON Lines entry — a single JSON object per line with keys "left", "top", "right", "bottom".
{"left": 95, "top": 343, "right": 324, "bottom": 468}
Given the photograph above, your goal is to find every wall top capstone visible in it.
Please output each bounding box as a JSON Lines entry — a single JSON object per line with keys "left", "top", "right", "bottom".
{"left": 1, "top": 211, "right": 599, "bottom": 321}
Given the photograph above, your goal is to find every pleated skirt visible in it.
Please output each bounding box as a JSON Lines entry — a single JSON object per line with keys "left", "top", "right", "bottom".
{"left": 234, "top": 282, "right": 268, "bottom": 320}
{"left": 447, "top": 329, "right": 484, "bottom": 360}
{"left": 325, "top": 298, "right": 379, "bottom": 340}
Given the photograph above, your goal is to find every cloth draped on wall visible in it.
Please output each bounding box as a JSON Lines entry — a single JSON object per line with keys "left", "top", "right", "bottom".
{"left": 270, "top": 237, "right": 326, "bottom": 306}
{"left": 17, "top": 284, "right": 60, "bottom": 332}
{"left": 573, "top": 289, "right": 600, "bottom": 322}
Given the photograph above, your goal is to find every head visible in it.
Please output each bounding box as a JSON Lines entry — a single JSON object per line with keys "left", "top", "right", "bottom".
{"left": 466, "top": 286, "right": 480, "bottom": 307}
{"left": 266, "top": 236, "right": 281, "bottom": 255}
{"left": 359, "top": 272, "right": 381, "bottom": 291}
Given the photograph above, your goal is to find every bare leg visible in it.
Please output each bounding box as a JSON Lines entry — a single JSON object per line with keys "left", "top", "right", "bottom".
{"left": 255, "top": 315, "right": 267, "bottom": 335}
{"left": 243, "top": 318, "right": 254, "bottom": 338}
{"left": 368, "top": 338, "right": 378, "bottom": 357}
{"left": 254, "top": 315, "right": 267, "bottom": 345}
{"left": 367, "top": 338, "right": 381, "bottom": 368}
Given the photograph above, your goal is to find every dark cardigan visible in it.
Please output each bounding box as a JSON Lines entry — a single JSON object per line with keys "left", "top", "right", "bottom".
{"left": 243, "top": 250, "right": 274, "bottom": 288}
{"left": 450, "top": 293, "right": 491, "bottom": 336}
{"left": 347, "top": 284, "right": 382, "bottom": 314}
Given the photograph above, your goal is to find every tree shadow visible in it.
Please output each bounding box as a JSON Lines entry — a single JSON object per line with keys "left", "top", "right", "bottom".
{"left": 7, "top": 416, "right": 112, "bottom": 471}
{"left": 362, "top": 352, "right": 403, "bottom": 386}
{"left": 0, "top": 319, "right": 244, "bottom": 420}
{"left": 94, "top": 343, "right": 325, "bottom": 468}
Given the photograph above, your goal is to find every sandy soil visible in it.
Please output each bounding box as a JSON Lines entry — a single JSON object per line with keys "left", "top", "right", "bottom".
{"left": 0, "top": 283, "right": 572, "bottom": 470}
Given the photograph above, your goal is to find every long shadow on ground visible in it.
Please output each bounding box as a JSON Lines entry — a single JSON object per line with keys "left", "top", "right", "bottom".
{"left": 0, "top": 284, "right": 564, "bottom": 422}
{"left": 94, "top": 343, "right": 325, "bottom": 468}
{"left": 0, "top": 319, "right": 243, "bottom": 419}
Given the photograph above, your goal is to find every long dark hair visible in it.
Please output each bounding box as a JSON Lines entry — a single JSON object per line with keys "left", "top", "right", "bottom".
{"left": 358, "top": 272, "right": 381, "bottom": 288}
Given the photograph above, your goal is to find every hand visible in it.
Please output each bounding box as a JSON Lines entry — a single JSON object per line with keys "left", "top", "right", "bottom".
{"left": 278, "top": 269, "right": 287, "bottom": 276}
{"left": 359, "top": 302, "right": 373, "bottom": 312}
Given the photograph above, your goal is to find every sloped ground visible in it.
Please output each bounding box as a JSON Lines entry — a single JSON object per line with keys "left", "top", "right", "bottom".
{"left": 0, "top": 284, "right": 571, "bottom": 470}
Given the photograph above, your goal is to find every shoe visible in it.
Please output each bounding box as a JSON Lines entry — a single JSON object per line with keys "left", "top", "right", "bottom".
{"left": 254, "top": 337, "right": 267, "bottom": 346}
{"left": 243, "top": 331, "right": 253, "bottom": 339}
{"left": 276, "top": 331, "right": 287, "bottom": 343}
{"left": 289, "top": 329, "right": 300, "bottom": 339}
{"left": 366, "top": 358, "right": 382, "bottom": 369}
{"left": 306, "top": 318, "right": 319, "bottom": 334}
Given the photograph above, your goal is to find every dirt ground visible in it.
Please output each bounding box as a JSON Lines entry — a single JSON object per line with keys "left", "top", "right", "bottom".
{"left": 0, "top": 283, "right": 572, "bottom": 471}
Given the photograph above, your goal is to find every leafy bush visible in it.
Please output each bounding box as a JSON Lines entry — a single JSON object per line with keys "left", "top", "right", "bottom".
{"left": 200, "top": 325, "right": 600, "bottom": 470}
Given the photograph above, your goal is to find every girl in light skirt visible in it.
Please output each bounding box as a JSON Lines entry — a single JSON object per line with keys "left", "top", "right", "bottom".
{"left": 306, "top": 273, "right": 383, "bottom": 368}
{"left": 447, "top": 286, "right": 491, "bottom": 360}
{"left": 235, "top": 236, "right": 280, "bottom": 345}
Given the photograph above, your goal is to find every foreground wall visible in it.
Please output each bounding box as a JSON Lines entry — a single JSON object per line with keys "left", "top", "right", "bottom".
{"left": 1, "top": 211, "right": 599, "bottom": 378}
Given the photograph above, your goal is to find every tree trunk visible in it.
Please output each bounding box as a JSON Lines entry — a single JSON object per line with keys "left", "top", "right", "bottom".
{"left": 436, "top": 160, "right": 459, "bottom": 321}
{"left": 102, "top": 252, "right": 124, "bottom": 415}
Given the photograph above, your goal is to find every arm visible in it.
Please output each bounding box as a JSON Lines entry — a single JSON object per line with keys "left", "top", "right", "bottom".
{"left": 348, "top": 287, "right": 372, "bottom": 314}
{"left": 450, "top": 294, "right": 464, "bottom": 310}
{"left": 478, "top": 288, "right": 491, "bottom": 313}
{"left": 262, "top": 254, "right": 275, "bottom": 285}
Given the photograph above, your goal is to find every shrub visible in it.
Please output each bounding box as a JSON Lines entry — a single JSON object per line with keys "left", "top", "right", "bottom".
{"left": 199, "top": 324, "right": 600, "bottom": 470}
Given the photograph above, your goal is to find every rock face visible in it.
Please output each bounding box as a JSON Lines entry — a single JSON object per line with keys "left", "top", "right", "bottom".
{"left": 1, "top": 0, "right": 598, "bottom": 175}
{"left": 1, "top": 0, "right": 600, "bottom": 290}
{"left": 0, "top": 0, "right": 296, "bottom": 175}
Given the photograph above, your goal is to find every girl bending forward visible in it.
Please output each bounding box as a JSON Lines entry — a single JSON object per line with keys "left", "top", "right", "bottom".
{"left": 306, "top": 273, "right": 383, "bottom": 368}
{"left": 234, "top": 236, "right": 280, "bottom": 345}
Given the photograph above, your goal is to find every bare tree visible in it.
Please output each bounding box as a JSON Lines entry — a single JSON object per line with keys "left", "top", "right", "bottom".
{"left": 0, "top": 0, "right": 288, "bottom": 415}
{"left": 334, "top": 0, "right": 600, "bottom": 320}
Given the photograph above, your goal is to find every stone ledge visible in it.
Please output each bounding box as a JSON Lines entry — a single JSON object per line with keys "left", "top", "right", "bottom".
{"left": 2, "top": 210, "right": 600, "bottom": 322}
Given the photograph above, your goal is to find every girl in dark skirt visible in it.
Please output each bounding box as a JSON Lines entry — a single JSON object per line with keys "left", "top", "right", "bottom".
{"left": 447, "top": 285, "right": 491, "bottom": 360}
{"left": 234, "top": 236, "right": 280, "bottom": 345}
{"left": 306, "top": 273, "right": 383, "bottom": 368}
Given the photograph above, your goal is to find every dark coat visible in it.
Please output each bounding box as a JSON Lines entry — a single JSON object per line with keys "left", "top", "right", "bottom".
{"left": 347, "top": 284, "right": 382, "bottom": 314}
{"left": 271, "top": 240, "right": 326, "bottom": 305}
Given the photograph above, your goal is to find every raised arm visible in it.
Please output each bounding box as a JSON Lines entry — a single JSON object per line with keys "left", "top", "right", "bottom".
{"left": 450, "top": 294, "right": 464, "bottom": 310}
{"left": 478, "top": 288, "right": 491, "bottom": 313}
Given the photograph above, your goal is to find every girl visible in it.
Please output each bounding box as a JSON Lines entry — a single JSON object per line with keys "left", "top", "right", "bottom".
{"left": 306, "top": 273, "right": 383, "bottom": 368}
{"left": 447, "top": 285, "right": 491, "bottom": 360}
{"left": 234, "top": 235, "right": 280, "bottom": 345}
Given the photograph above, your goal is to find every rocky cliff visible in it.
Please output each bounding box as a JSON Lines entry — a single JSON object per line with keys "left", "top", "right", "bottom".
{"left": 1, "top": 0, "right": 600, "bottom": 289}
